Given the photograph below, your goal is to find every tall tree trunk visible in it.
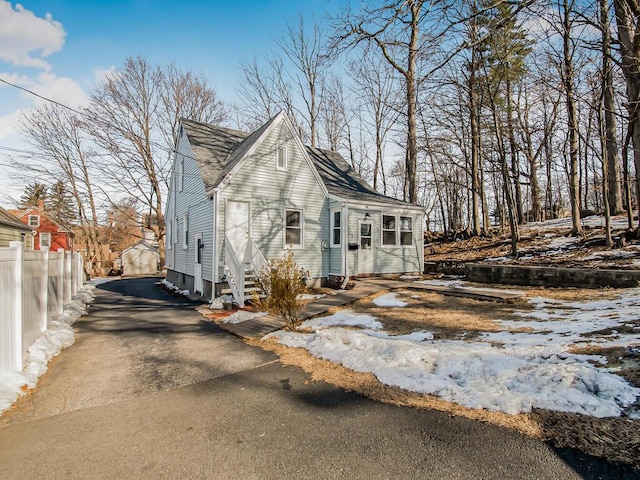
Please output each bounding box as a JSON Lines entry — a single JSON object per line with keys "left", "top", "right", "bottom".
{"left": 506, "top": 78, "right": 525, "bottom": 225}
{"left": 613, "top": 0, "right": 640, "bottom": 233}
{"left": 562, "top": 0, "right": 583, "bottom": 235}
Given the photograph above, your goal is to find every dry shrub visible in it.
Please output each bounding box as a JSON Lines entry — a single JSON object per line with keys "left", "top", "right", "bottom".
{"left": 252, "top": 250, "right": 307, "bottom": 330}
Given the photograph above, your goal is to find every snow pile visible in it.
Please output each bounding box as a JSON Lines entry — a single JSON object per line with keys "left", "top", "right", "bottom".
{"left": 270, "top": 302, "right": 640, "bottom": 418}
{"left": 210, "top": 295, "right": 234, "bottom": 310}
{"left": 373, "top": 293, "right": 407, "bottom": 307}
{"left": 486, "top": 291, "right": 640, "bottom": 349}
{"left": 298, "top": 293, "right": 326, "bottom": 301}
{"left": 299, "top": 310, "right": 382, "bottom": 331}
{"left": 0, "top": 285, "right": 98, "bottom": 415}
{"left": 223, "top": 310, "right": 267, "bottom": 324}
{"left": 157, "top": 279, "right": 189, "bottom": 296}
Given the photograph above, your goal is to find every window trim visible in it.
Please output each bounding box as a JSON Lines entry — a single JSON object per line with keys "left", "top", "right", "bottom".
{"left": 178, "top": 156, "right": 184, "bottom": 192}
{"left": 330, "top": 208, "right": 341, "bottom": 247}
{"left": 39, "top": 232, "right": 51, "bottom": 249}
{"left": 182, "top": 213, "right": 189, "bottom": 250}
{"left": 381, "top": 214, "right": 397, "bottom": 247}
{"left": 28, "top": 214, "right": 40, "bottom": 227}
{"left": 283, "top": 207, "right": 304, "bottom": 248}
{"left": 167, "top": 219, "right": 173, "bottom": 250}
{"left": 381, "top": 213, "right": 415, "bottom": 248}
{"left": 276, "top": 145, "right": 288, "bottom": 171}
{"left": 400, "top": 215, "right": 413, "bottom": 246}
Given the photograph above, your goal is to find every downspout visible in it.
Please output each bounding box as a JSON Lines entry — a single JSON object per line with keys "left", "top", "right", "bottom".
{"left": 211, "top": 188, "right": 219, "bottom": 301}
{"left": 341, "top": 202, "right": 349, "bottom": 289}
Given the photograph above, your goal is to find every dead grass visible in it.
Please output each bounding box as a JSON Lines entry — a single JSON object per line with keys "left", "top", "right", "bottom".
{"left": 350, "top": 290, "right": 530, "bottom": 339}
{"left": 244, "top": 286, "right": 640, "bottom": 469}
{"left": 247, "top": 337, "right": 544, "bottom": 438}
{"left": 248, "top": 337, "right": 640, "bottom": 469}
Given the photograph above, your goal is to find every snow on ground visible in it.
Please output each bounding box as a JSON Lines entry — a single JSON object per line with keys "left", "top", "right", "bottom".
{"left": 415, "top": 279, "right": 525, "bottom": 296}
{"left": 298, "top": 293, "right": 326, "bottom": 301}
{"left": 373, "top": 292, "right": 407, "bottom": 307}
{"left": 269, "top": 287, "right": 640, "bottom": 419}
{"left": 299, "top": 310, "right": 383, "bottom": 331}
{"left": 157, "top": 279, "right": 190, "bottom": 296}
{"left": 521, "top": 215, "right": 631, "bottom": 232}
{"left": 0, "top": 283, "right": 100, "bottom": 415}
{"left": 223, "top": 310, "right": 267, "bottom": 324}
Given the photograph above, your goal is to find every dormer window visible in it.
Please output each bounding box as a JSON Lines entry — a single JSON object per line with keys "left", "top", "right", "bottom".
{"left": 28, "top": 215, "right": 40, "bottom": 227}
{"left": 276, "top": 146, "right": 287, "bottom": 171}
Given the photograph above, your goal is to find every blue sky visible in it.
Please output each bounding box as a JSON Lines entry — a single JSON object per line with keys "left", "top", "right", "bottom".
{"left": 0, "top": 0, "right": 345, "bottom": 203}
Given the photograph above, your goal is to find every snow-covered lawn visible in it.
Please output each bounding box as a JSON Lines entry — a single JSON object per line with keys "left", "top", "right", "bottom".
{"left": 268, "top": 285, "right": 640, "bottom": 419}
{"left": 0, "top": 280, "right": 103, "bottom": 415}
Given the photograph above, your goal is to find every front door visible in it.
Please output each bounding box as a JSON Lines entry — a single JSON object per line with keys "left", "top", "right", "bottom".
{"left": 358, "top": 221, "right": 374, "bottom": 274}
{"left": 194, "top": 233, "right": 203, "bottom": 294}
{"left": 226, "top": 200, "right": 250, "bottom": 261}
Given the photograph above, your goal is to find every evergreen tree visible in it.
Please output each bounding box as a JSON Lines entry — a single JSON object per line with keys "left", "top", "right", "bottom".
{"left": 46, "top": 180, "right": 77, "bottom": 228}
{"left": 19, "top": 182, "right": 47, "bottom": 209}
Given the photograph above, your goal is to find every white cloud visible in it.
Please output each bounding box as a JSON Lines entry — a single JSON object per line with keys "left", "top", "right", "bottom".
{"left": 93, "top": 66, "right": 116, "bottom": 85}
{"left": 0, "top": 1, "right": 66, "bottom": 70}
{"left": 0, "top": 71, "right": 89, "bottom": 139}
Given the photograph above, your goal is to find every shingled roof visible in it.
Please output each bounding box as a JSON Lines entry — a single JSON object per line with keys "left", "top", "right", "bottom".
{"left": 180, "top": 115, "right": 419, "bottom": 208}
{"left": 0, "top": 206, "right": 32, "bottom": 231}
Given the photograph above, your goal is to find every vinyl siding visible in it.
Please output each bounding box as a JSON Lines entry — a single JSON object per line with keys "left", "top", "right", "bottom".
{"left": 0, "top": 226, "right": 32, "bottom": 249}
{"left": 217, "top": 121, "right": 329, "bottom": 279}
{"left": 166, "top": 130, "right": 214, "bottom": 281}
{"left": 346, "top": 208, "right": 423, "bottom": 276}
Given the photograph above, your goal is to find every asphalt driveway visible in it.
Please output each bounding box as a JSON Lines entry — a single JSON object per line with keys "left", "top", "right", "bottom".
{"left": 0, "top": 277, "right": 636, "bottom": 479}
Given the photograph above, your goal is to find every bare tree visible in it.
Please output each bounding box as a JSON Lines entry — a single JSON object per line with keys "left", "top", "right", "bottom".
{"left": 613, "top": 0, "right": 640, "bottom": 232}
{"left": 19, "top": 104, "right": 105, "bottom": 275}
{"left": 350, "top": 49, "right": 400, "bottom": 193}
{"left": 88, "top": 56, "right": 227, "bottom": 259}
{"left": 278, "top": 15, "right": 331, "bottom": 148}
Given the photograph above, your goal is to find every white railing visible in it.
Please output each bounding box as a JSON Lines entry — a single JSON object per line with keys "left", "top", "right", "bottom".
{"left": 0, "top": 242, "right": 84, "bottom": 376}
{"left": 245, "top": 238, "right": 268, "bottom": 278}
{"left": 224, "top": 236, "right": 244, "bottom": 306}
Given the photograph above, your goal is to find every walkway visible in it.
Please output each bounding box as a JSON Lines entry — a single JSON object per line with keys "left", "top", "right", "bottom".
{"left": 209, "top": 277, "right": 525, "bottom": 339}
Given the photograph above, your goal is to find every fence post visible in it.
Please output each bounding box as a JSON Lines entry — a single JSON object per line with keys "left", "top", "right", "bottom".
{"left": 64, "top": 250, "right": 72, "bottom": 304}
{"left": 56, "top": 248, "right": 65, "bottom": 316}
{"left": 9, "top": 241, "right": 23, "bottom": 373}
{"left": 41, "top": 247, "right": 49, "bottom": 332}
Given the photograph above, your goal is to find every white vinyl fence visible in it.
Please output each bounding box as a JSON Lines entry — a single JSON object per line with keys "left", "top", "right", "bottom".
{"left": 0, "top": 242, "right": 84, "bottom": 376}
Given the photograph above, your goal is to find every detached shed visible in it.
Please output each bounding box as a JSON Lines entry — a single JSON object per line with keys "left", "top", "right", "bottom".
{"left": 121, "top": 240, "right": 159, "bottom": 276}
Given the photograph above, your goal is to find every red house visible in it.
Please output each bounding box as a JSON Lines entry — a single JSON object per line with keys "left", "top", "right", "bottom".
{"left": 10, "top": 201, "right": 74, "bottom": 251}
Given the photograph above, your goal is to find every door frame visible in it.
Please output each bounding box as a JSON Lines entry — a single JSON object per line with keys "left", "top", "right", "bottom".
{"left": 357, "top": 220, "right": 374, "bottom": 275}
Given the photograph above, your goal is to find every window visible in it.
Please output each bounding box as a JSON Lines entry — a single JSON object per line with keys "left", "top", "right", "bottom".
{"left": 39, "top": 232, "right": 51, "bottom": 249}
{"left": 284, "top": 209, "right": 302, "bottom": 246}
{"left": 330, "top": 209, "right": 341, "bottom": 247}
{"left": 276, "top": 146, "right": 288, "bottom": 171}
{"left": 182, "top": 213, "right": 189, "bottom": 249}
{"left": 178, "top": 157, "right": 184, "bottom": 192}
{"left": 28, "top": 215, "right": 40, "bottom": 227}
{"left": 400, "top": 216, "right": 413, "bottom": 246}
{"left": 382, "top": 215, "right": 397, "bottom": 246}
{"left": 167, "top": 220, "right": 173, "bottom": 250}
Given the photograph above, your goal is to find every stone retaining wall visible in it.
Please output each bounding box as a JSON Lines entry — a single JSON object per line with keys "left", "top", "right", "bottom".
{"left": 464, "top": 263, "right": 640, "bottom": 289}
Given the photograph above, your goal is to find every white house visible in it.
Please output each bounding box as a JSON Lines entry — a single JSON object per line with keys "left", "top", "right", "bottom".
{"left": 164, "top": 111, "right": 424, "bottom": 303}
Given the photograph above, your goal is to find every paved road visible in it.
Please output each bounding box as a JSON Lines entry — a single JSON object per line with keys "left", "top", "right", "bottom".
{"left": 0, "top": 277, "right": 636, "bottom": 479}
